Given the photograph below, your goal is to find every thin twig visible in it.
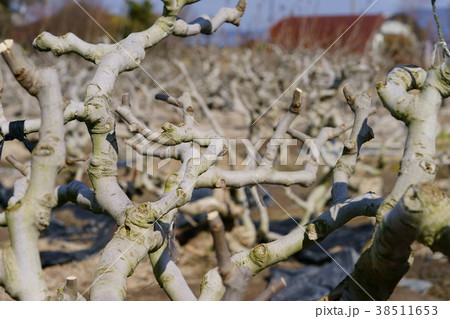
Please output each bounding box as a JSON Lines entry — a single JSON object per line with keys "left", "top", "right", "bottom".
{"left": 432, "top": 0, "right": 450, "bottom": 56}
{"left": 253, "top": 277, "right": 287, "bottom": 301}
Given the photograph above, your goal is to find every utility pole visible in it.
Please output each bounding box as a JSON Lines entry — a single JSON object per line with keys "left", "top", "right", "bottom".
{"left": 351, "top": 0, "right": 356, "bottom": 14}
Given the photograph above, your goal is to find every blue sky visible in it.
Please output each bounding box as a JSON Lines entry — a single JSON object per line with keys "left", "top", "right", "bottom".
{"left": 98, "top": 0, "right": 450, "bottom": 31}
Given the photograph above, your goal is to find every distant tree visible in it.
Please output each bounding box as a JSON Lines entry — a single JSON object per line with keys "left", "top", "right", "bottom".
{"left": 127, "top": 0, "right": 153, "bottom": 24}
{"left": 0, "top": 0, "right": 12, "bottom": 37}
{"left": 5, "top": 0, "right": 114, "bottom": 46}
{"left": 0, "top": 0, "right": 10, "bottom": 9}
{"left": 122, "top": 0, "right": 156, "bottom": 36}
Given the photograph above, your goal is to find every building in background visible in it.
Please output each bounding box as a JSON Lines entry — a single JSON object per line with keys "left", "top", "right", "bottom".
{"left": 269, "top": 15, "right": 385, "bottom": 53}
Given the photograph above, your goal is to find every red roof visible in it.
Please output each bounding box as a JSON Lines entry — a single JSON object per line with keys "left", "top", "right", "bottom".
{"left": 269, "top": 15, "right": 385, "bottom": 52}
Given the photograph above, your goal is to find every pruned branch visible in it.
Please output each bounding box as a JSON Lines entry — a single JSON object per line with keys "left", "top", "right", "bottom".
{"left": 331, "top": 84, "right": 375, "bottom": 204}
{"left": 208, "top": 211, "right": 252, "bottom": 300}
{"left": 57, "top": 276, "right": 86, "bottom": 301}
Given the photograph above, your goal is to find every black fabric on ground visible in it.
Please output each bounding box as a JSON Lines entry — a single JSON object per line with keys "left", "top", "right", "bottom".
{"left": 0, "top": 182, "right": 13, "bottom": 209}
{"left": 270, "top": 247, "right": 360, "bottom": 300}
{"left": 39, "top": 205, "right": 116, "bottom": 267}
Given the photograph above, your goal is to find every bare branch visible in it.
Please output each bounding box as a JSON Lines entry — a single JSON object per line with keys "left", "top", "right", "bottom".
{"left": 260, "top": 89, "right": 302, "bottom": 168}
{"left": 6, "top": 155, "right": 29, "bottom": 176}
{"left": 254, "top": 277, "right": 287, "bottom": 301}
{"left": 173, "top": 0, "right": 246, "bottom": 37}
{"left": 208, "top": 211, "right": 251, "bottom": 301}
{"left": 33, "top": 32, "right": 115, "bottom": 64}
{"left": 331, "top": 84, "right": 375, "bottom": 204}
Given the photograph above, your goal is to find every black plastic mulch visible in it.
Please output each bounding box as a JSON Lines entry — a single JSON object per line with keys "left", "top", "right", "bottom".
{"left": 270, "top": 247, "right": 360, "bottom": 300}
{"left": 0, "top": 182, "right": 13, "bottom": 209}
{"left": 39, "top": 205, "right": 116, "bottom": 267}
